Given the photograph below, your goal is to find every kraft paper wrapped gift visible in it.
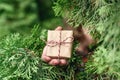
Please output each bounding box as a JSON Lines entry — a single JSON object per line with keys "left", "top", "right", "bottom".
{"left": 46, "top": 30, "right": 73, "bottom": 58}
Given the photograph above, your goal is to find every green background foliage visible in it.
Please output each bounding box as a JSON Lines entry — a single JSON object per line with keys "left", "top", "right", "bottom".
{"left": 53, "top": 0, "right": 120, "bottom": 79}
{"left": 0, "top": 0, "right": 38, "bottom": 38}
{"left": 0, "top": 0, "right": 62, "bottom": 38}
{"left": 0, "top": 0, "right": 120, "bottom": 80}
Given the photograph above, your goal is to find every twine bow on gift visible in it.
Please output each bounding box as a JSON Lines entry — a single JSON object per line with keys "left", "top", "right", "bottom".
{"left": 46, "top": 31, "right": 74, "bottom": 59}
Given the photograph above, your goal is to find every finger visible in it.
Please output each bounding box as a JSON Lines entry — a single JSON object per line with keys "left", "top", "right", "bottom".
{"left": 55, "top": 26, "right": 63, "bottom": 31}
{"left": 59, "top": 59, "right": 68, "bottom": 66}
{"left": 41, "top": 46, "right": 51, "bottom": 62}
{"left": 41, "top": 55, "right": 51, "bottom": 62}
{"left": 49, "top": 59, "right": 60, "bottom": 66}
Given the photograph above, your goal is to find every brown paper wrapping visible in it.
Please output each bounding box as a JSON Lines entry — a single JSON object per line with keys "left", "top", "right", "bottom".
{"left": 46, "top": 30, "right": 73, "bottom": 58}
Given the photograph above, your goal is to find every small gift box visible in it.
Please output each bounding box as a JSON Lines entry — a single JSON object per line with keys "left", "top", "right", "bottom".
{"left": 46, "top": 30, "right": 74, "bottom": 58}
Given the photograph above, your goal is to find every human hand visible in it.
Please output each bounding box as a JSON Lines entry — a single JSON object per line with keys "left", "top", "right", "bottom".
{"left": 41, "top": 26, "right": 68, "bottom": 66}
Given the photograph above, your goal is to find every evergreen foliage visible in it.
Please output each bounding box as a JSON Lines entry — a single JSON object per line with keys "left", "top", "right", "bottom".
{"left": 0, "top": 0, "right": 38, "bottom": 38}
{"left": 0, "top": 0, "right": 62, "bottom": 39}
{"left": 53, "top": 0, "right": 120, "bottom": 79}
{"left": 0, "top": 0, "right": 120, "bottom": 80}
{"left": 0, "top": 25, "right": 85, "bottom": 80}
{"left": 0, "top": 26, "right": 41, "bottom": 80}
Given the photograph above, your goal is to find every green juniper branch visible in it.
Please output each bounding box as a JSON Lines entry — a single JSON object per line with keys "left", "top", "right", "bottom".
{"left": 0, "top": 0, "right": 120, "bottom": 80}
{"left": 53, "top": 0, "right": 120, "bottom": 80}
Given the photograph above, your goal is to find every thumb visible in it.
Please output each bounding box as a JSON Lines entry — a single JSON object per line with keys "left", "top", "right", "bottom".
{"left": 55, "top": 26, "right": 63, "bottom": 31}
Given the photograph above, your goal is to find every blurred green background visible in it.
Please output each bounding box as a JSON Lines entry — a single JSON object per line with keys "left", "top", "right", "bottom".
{"left": 0, "top": 0, "right": 63, "bottom": 39}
